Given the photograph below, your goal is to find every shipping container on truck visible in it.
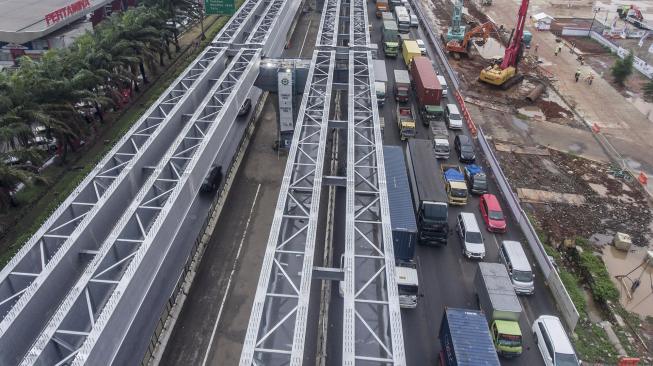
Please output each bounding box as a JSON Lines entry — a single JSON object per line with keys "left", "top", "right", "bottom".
{"left": 402, "top": 40, "right": 421, "bottom": 68}
{"left": 393, "top": 69, "right": 410, "bottom": 103}
{"left": 383, "top": 146, "right": 418, "bottom": 262}
{"left": 439, "top": 307, "right": 501, "bottom": 366}
{"left": 405, "top": 139, "right": 448, "bottom": 245}
{"left": 373, "top": 60, "right": 388, "bottom": 105}
{"left": 410, "top": 56, "right": 443, "bottom": 126}
{"left": 475, "top": 262, "right": 524, "bottom": 357}
{"left": 382, "top": 20, "right": 400, "bottom": 57}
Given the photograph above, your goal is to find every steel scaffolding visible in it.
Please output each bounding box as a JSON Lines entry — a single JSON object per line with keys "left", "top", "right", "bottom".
{"left": 212, "top": 0, "right": 268, "bottom": 46}
{"left": 316, "top": 0, "right": 340, "bottom": 48}
{"left": 342, "top": 50, "right": 405, "bottom": 365}
{"left": 20, "top": 49, "right": 260, "bottom": 366}
{"left": 349, "top": 0, "right": 370, "bottom": 47}
{"left": 0, "top": 46, "right": 227, "bottom": 365}
{"left": 239, "top": 50, "right": 335, "bottom": 366}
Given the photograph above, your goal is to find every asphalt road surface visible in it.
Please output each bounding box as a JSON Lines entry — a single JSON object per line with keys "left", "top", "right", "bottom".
{"left": 366, "top": 1, "right": 557, "bottom": 365}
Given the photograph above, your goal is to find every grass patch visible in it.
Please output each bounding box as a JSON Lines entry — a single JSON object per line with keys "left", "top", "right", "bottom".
{"left": 0, "top": 16, "right": 229, "bottom": 267}
{"left": 558, "top": 269, "right": 587, "bottom": 315}
{"left": 577, "top": 250, "right": 620, "bottom": 304}
{"left": 573, "top": 320, "right": 619, "bottom": 364}
{"left": 515, "top": 112, "right": 530, "bottom": 121}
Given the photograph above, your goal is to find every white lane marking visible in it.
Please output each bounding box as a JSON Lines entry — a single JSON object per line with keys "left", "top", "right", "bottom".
{"left": 299, "top": 16, "right": 313, "bottom": 58}
{"left": 201, "top": 183, "right": 262, "bottom": 366}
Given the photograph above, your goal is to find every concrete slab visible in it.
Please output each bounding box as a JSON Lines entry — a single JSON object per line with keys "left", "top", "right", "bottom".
{"left": 517, "top": 187, "right": 587, "bottom": 204}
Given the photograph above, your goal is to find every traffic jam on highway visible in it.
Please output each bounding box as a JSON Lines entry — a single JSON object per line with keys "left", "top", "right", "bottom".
{"left": 368, "top": 1, "right": 580, "bottom": 365}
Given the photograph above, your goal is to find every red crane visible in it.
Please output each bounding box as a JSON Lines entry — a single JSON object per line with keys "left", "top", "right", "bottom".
{"left": 479, "top": 0, "right": 529, "bottom": 87}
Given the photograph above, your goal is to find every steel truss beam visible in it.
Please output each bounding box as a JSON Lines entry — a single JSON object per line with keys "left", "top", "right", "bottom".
{"left": 19, "top": 49, "right": 260, "bottom": 366}
{"left": 239, "top": 50, "right": 335, "bottom": 366}
{"left": 349, "top": 0, "right": 370, "bottom": 47}
{"left": 246, "top": 0, "right": 286, "bottom": 45}
{"left": 316, "top": 0, "right": 340, "bottom": 48}
{"left": 212, "top": 0, "right": 269, "bottom": 46}
{"left": 0, "top": 46, "right": 226, "bottom": 364}
{"left": 342, "top": 51, "right": 405, "bottom": 365}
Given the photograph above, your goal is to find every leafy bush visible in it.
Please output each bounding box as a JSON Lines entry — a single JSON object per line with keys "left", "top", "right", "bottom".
{"left": 611, "top": 51, "right": 634, "bottom": 86}
{"left": 578, "top": 251, "right": 620, "bottom": 304}
{"left": 559, "top": 269, "right": 587, "bottom": 315}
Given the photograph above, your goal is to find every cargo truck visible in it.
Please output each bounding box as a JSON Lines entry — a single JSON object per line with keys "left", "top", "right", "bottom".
{"left": 373, "top": 60, "right": 388, "bottom": 106}
{"left": 384, "top": 146, "right": 419, "bottom": 308}
{"left": 396, "top": 105, "right": 416, "bottom": 140}
{"left": 439, "top": 307, "right": 501, "bottom": 366}
{"left": 440, "top": 163, "right": 468, "bottom": 205}
{"left": 464, "top": 164, "right": 488, "bottom": 195}
{"left": 430, "top": 121, "right": 450, "bottom": 159}
{"left": 405, "top": 140, "right": 449, "bottom": 246}
{"left": 376, "top": 0, "right": 389, "bottom": 17}
{"left": 410, "top": 56, "right": 444, "bottom": 127}
{"left": 402, "top": 40, "right": 421, "bottom": 68}
{"left": 382, "top": 20, "right": 399, "bottom": 57}
{"left": 475, "top": 262, "right": 524, "bottom": 357}
{"left": 393, "top": 69, "right": 410, "bottom": 103}
{"left": 382, "top": 11, "right": 394, "bottom": 22}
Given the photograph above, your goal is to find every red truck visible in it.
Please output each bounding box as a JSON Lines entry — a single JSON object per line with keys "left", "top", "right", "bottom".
{"left": 410, "top": 56, "right": 443, "bottom": 126}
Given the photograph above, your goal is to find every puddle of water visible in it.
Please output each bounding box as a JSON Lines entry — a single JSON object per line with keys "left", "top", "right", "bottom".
{"left": 517, "top": 106, "right": 545, "bottom": 119}
{"left": 603, "top": 246, "right": 653, "bottom": 317}
{"left": 475, "top": 38, "right": 505, "bottom": 60}
{"left": 511, "top": 117, "right": 529, "bottom": 131}
{"left": 588, "top": 182, "right": 609, "bottom": 197}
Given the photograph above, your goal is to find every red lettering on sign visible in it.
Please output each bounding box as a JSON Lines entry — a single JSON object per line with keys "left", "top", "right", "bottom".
{"left": 44, "top": 0, "right": 91, "bottom": 26}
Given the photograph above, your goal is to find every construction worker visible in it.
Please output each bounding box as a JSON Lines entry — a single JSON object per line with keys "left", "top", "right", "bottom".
{"left": 586, "top": 72, "right": 594, "bottom": 85}
{"left": 555, "top": 44, "right": 562, "bottom": 56}
{"left": 534, "top": 43, "right": 539, "bottom": 54}
{"left": 575, "top": 68, "right": 581, "bottom": 82}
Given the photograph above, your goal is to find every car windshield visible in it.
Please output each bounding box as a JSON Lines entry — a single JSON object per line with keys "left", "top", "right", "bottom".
{"left": 498, "top": 334, "right": 522, "bottom": 347}
{"left": 489, "top": 210, "right": 504, "bottom": 220}
{"left": 513, "top": 270, "right": 532, "bottom": 282}
{"left": 450, "top": 113, "right": 461, "bottom": 120}
{"left": 424, "top": 203, "right": 446, "bottom": 220}
{"left": 398, "top": 284, "right": 418, "bottom": 296}
{"left": 555, "top": 353, "right": 580, "bottom": 366}
{"left": 452, "top": 188, "right": 467, "bottom": 197}
{"left": 461, "top": 145, "right": 473, "bottom": 152}
{"left": 466, "top": 231, "right": 483, "bottom": 244}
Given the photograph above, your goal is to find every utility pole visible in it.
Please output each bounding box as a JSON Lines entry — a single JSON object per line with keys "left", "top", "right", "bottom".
{"left": 589, "top": 6, "right": 600, "bottom": 37}
{"left": 199, "top": 0, "right": 206, "bottom": 40}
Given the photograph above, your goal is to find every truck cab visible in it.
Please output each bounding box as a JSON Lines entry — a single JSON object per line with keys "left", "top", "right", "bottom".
{"left": 397, "top": 105, "right": 416, "bottom": 140}
{"left": 418, "top": 201, "right": 448, "bottom": 245}
{"left": 432, "top": 137, "right": 450, "bottom": 159}
{"left": 441, "top": 164, "right": 468, "bottom": 205}
{"left": 375, "top": 81, "right": 386, "bottom": 105}
{"left": 491, "top": 320, "right": 523, "bottom": 356}
{"left": 396, "top": 264, "right": 419, "bottom": 308}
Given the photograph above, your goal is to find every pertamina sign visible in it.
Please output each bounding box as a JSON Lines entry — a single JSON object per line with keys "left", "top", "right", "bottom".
{"left": 45, "top": 0, "right": 91, "bottom": 26}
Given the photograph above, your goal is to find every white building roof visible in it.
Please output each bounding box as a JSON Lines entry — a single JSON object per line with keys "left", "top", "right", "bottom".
{"left": 532, "top": 12, "right": 555, "bottom": 22}
{"left": 0, "top": 0, "right": 112, "bottom": 44}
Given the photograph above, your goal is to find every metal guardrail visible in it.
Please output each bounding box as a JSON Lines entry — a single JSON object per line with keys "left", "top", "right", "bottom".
{"left": 409, "top": 0, "right": 580, "bottom": 330}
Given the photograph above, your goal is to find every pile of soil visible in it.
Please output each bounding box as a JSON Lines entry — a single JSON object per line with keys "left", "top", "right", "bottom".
{"left": 497, "top": 149, "right": 652, "bottom": 246}
{"left": 536, "top": 100, "right": 574, "bottom": 119}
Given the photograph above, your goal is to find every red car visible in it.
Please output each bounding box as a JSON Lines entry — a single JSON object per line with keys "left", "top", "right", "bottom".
{"left": 479, "top": 194, "right": 507, "bottom": 233}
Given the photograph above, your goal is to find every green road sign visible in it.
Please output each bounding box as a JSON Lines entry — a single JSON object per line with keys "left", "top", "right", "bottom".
{"left": 205, "top": 0, "right": 235, "bottom": 15}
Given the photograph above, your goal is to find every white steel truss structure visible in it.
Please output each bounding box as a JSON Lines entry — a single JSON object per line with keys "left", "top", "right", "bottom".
{"left": 0, "top": 46, "right": 226, "bottom": 363}
{"left": 212, "top": 0, "right": 265, "bottom": 46}
{"left": 246, "top": 0, "right": 287, "bottom": 45}
{"left": 239, "top": 50, "right": 335, "bottom": 366}
{"left": 349, "top": 0, "right": 371, "bottom": 47}
{"left": 20, "top": 49, "right": 260, "bottom": 366}
{"left": 342, "top": 51, "right": 405, "bottom": 365}
{"left": 316, "top": 0, "right": 340, "bottom": 48}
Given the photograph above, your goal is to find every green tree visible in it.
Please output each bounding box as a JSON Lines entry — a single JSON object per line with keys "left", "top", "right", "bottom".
{"left": 611, "top": 51, "right": 634, "bottom": 86}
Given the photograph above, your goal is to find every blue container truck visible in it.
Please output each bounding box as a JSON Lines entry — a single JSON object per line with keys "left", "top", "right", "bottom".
{"left": 383, "top": 146, "right": 418, "bottom": 262}
{"left": 439, "top": 307, "right": 501, "bottom": 366}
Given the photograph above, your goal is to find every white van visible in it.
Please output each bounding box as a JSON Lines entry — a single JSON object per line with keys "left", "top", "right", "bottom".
{"left": 532, "top": 315, "right": 580, "bottom": 366}
{"left": 456, "top": 213, "right": 485, "bottom": 259}
{"left": 500, "top": 241, "right": 535, "bottom": 295}
{"left": 437, "top": 75, "right": 448, "bottom": 97}
{"left": 445, "top": 104, "right": 463, "bottom": 130}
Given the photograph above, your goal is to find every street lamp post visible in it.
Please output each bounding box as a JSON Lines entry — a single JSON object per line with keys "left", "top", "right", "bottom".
{"left": 589, "top": 6, "right": 600, "bottom": 37}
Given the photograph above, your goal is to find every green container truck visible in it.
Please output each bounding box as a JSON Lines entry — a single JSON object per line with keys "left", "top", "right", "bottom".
{"left": 382, "top": 20, "right": 399, "bottom": 57}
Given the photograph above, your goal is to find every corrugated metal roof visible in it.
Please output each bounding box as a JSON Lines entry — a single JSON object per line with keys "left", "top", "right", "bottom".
{"left": 383, "top": 145, "right": 417, "bottom": 232}
{"left": 446, "top": 308, "right": 500, "bottom": 366}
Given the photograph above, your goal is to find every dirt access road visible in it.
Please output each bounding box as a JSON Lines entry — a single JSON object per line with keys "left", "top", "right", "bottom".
{"left": 480, "top": 0, "right": 653, "bottom": 194}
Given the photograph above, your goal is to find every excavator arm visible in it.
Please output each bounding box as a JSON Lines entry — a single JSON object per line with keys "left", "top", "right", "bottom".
{"left": 446, "top": 22, "right": 495, "bottom": 55}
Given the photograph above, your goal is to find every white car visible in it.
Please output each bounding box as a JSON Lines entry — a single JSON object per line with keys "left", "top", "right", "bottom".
{"left": 410, "top": 14, "right": 419, "bottom": 28}
{"left": 532, "top": 315, "right": 580, "bottom": 366}
{"left": 416, "top": 39, "right": 427, "bottom": 55}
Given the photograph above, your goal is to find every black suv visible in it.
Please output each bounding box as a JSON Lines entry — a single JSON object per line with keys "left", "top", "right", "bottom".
{"left": 200, "top": 165, "right": 223, "bottom": 193}
{"left": 454, "top": 135, "right": 476, "bottom": 163}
